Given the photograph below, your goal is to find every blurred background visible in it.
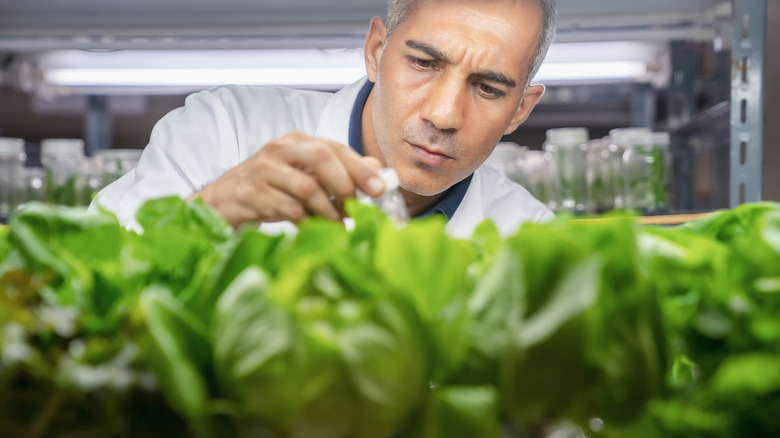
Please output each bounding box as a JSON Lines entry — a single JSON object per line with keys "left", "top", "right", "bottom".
{"left": 0, "top": 0, "right": 776, "bottom": 217}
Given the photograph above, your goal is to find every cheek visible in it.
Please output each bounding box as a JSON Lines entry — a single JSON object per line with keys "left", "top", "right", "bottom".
{"left": 379, "top": 62, "right": 425, "bottom": 111}
{"left": 373, "top": 87, "right": 399, "bottom": 136}
{"left": 371, "top": 85, "right": 404, "bottom": 165}
{"left": 383, "top": 84, "right": 418, "bottom": 119}
{"left": 462, "top": 116, "right": 512, "bottom": 159}
{"left": 373, "top": 81, "right": 417, "bottom": 140}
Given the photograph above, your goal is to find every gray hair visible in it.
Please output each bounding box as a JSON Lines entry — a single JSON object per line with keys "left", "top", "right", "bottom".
{"left": 385, "top": 0, "right": 557, "bottom": 87}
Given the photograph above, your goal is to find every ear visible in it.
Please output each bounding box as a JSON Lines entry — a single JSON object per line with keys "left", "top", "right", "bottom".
{"left": 504, "top": 84, "right": 545, "bottom": 135}
{"left": 364, "top": 17, "right": 387, "bottom": 82}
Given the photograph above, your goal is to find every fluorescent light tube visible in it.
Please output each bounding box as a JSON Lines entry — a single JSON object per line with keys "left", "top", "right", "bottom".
{"left": 29, "top": 49, "right": 368, "bottom": 93}
{"left": 43, "top": 67, "right": 367, "bottom": 87}
{"left": 44, "top": 61, "right": 646, "bottom": 88}
{"left": 27, "top": 42, "right": 660, "bottom": 96}
{"left": 533, "top": 60, "right": 649, "bottom": 82}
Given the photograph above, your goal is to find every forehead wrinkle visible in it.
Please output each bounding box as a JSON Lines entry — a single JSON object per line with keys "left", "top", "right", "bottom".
{"left": 418, "top": 0, "right": 541, "bottom": 82}
{"left": 397, "top": 1, "right": 539, "bottom": 88}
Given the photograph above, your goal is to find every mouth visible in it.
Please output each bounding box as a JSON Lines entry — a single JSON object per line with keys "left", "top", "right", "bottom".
{"left": 407, "top": 142, "right": 452, "bottom": 167}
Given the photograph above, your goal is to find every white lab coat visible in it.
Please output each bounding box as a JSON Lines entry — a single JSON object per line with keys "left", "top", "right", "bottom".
{"left": 91, "top": 78, "right": 553, "bottom": 238}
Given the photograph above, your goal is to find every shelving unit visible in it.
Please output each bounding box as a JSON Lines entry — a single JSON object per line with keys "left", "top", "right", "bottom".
{"left": 0, "top": 0, "right": 769, "bottom": 208}
{"left": 543, "top": 0, "right": 768, "bottom": 210}
{"left": 729, "top": 0, "right": 766, "bottom": 207}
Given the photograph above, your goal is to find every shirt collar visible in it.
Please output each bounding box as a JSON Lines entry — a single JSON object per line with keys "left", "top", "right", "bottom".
{"left": 347, "top": 80, "right": 472, "bottom": 220}
{"left": 347, "top": 79, "right": 373, "bottom": 156}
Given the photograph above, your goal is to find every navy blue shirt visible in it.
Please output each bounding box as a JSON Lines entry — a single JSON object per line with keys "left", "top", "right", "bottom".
{"left": 347, "top": 81, "right": 472, "bottom": 219}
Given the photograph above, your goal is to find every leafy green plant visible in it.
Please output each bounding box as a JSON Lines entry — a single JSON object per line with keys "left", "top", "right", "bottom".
{"left": 1, "top": 198, "right": 779, "bottom": 438}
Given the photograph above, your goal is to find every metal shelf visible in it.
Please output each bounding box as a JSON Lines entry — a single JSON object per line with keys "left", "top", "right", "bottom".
{"left": 729, "top": 0, "right": 766, "bottom": 206}
{"left": 0, "top": 0, "right": 766, "bottom": 206}
{"left": 0, "top": 0, "right": 735, "bottom": 51}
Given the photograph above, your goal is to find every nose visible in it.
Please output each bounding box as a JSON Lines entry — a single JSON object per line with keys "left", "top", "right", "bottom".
{"left": 420, "top": 74, "right": 466, "bottom": 132}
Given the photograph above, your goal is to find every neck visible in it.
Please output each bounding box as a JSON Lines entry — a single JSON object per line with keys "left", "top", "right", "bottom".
{"left": 361, "top": 88, "right": 444, "bottom": 216}
{"left": 397, "top": 187, "right": 445, "bottom": 217}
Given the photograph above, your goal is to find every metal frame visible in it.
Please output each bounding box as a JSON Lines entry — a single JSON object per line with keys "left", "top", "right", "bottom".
{"left": 668, "top": 42, "right": 700, "bottom": 210}
{"left": 730, "top": 0, "right": 766, "bottom": 207}
{"left": 84, "top": 96, "right": 112, "bottom": 155}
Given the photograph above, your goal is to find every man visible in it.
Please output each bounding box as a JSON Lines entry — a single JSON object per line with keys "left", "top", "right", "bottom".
{"left": 92, "top": 0, "right": 557, "bottom": 238}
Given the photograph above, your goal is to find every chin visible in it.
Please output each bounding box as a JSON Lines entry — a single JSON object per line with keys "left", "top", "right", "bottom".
{"left": 398, "top": 174, "right": 452, "bottom": 197}
{"left": 391, "top": 157, "right": 461, "bottom": 196}
{"left": 403, "top": 184, "right": 443, "bottom": 197}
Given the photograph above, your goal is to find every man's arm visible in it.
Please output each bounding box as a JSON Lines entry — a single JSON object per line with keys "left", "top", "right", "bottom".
{"left": 190, "top": 131, "right": 385, "bottom": 228}
{"left": 93, "top": 86, "right": 384, "bottom": 229}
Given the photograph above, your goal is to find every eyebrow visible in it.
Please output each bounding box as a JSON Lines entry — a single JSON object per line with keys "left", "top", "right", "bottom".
{"left": 406, "top": 40, "right": 451, "bottom": 63}
{"left": 471, "top": 70, "right": 517, "bottom": 89}
{"left": 405, "top": 39, "right": 518, "bottom": 89}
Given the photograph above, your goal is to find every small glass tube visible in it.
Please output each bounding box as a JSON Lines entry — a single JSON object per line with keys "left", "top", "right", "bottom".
{"left": 356, "top": 168, "right": 410, "bottom": 226}
{"left": 40, "top": 138, "right": 86, "bottom": 206}
{"left": 544, "top": 127, "right": 591, "bottom": 214}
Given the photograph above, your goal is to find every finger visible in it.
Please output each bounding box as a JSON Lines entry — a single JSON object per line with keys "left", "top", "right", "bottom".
{"left": 260, "top": 132, "right": 383, "bottom": 209}
{"left": 294, "top": 140, "right": 361, "bottom": 199}
{"left": 247, "top": 186, "right": 310, "bottom": 223}
{"left": 272, "top": 136, "right": 376, "bottom": 199}
{"left": 332, "top": 146, "right": 385, "bottom": 197}
{"left": 231, "top": 177, "right": 310, "bottom": 223}
{"left": 301, "top": 188, "right": 343, "bottom": 221}
{"left": 193, "top": 187, "right": 257, "bottom": 228}
{"left": 361, "top": 155, "right": 384, "bottom": 172}
{"left": 195, "top": 176, "right": 306, "bottom": 227}
{"left": 261, "top": 160, "right": 342, "bottom": 221}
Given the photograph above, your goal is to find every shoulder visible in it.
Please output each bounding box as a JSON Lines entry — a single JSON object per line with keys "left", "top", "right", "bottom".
{"left": 202, "top": 85, "right": 334, "bottom": 118}
{"left": 475, "top": 163, "right": 553, "bottom": 220}
{"left": 153, "top": 85, "right": 334, "bottom": 133}
{"left": 175, "top": 85, "right": 338, "bottom": 156}
{"left": 448, "top": 162, "right": 553, "bottom": 238}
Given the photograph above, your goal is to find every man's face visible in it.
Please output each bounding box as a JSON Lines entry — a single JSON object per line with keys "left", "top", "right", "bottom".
{"left": 364, "top": 0, "right": 545, "bottom": 197}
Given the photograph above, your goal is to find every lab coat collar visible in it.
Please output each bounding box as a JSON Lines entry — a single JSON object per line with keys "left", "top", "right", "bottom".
{"left": 314, "top": 77, "right": 370, "bottom": 144}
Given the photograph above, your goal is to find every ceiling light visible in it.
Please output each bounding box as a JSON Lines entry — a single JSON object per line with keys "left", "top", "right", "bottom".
{"left": 533, "top": 60, "right": 649, "bottom": 83}
{"left": 17, "top": 41, "right": 665, "bottom": 96}
{"left": 21, "top": 49, "right": 367, "bottom": 95}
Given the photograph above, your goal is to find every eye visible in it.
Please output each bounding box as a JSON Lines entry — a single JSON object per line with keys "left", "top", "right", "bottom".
{"left": 477, "top": 83, "right": 503, "bottom": 98}
{"left": 409, "top": 57, "right": 435, "bottom": 70}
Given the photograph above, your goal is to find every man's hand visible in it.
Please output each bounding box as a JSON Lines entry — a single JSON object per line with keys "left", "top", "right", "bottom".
{"left": 189, "top": 131, "right": 385, "bottom": 228}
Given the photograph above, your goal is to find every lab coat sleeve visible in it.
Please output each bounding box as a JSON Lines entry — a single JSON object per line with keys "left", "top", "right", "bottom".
{"left": 90, "top": 88, "right": 241, "bottom": 228}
